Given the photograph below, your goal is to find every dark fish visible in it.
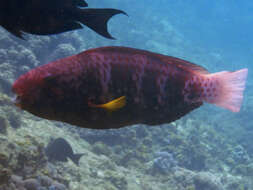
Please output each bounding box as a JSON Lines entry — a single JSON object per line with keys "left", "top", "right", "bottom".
{"left": 45, "top": 137, "right": 84, "bottom": 166}
{"left": 0, "top": 0, "right": 126, "bottom": 39}
{"left": 12, "top": 46, "right": 248, "bottom": 129}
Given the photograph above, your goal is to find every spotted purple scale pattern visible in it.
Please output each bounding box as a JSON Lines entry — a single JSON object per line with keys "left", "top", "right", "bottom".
{"left": 129, "top": 54, "right": 146, "bottom": 103}
{"left": 13, "top": 46, "right": 208, "bottom": 129}
{"left": 92, "top": 52, "right": 173, "bottom": 105}
{"left": 27, "top": 47, "right": 192, "bottom": 108}
{"left": 89, "top": 53, "right": 112, "bottom": 96}
{"left": 156, "top": 75, "right": 168, "bottom": 104}
{"left": 183, "top": 75, "right": 220, "bottom": 104}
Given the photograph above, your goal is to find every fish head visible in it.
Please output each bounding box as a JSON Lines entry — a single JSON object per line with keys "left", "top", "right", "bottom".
{"left": 12, "top": 68, "right": 52, "bottom": 115}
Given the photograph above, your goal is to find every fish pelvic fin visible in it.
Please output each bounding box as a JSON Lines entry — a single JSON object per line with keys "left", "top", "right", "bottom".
{"left": 201, "top": 68, "right": 248, "bottom": 112}
{"left": 89, "top": 96, "right": 126, "bottom": 112}
{"left": 71, "top": 153, "right": 85, "bottom": 166}
{"left": 77, "top": 8, "right": 127, "bottom": 39}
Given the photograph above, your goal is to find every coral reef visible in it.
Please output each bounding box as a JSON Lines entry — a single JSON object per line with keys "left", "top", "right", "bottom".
{"left": 193, "top": 172, "right": 223, "bottom": 190}
{"left": 91, "top": 142, "right": 112, "bottom": 156}
{"left": 0, "top": 174, "right": 67, "bottom": 190}
{"left": 151, "top": 151, "right": 177, "bottom": 174}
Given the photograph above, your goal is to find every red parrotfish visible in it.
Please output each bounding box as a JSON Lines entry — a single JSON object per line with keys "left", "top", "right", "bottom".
{"left": 12, "top": 46, "right": 248, "bottom": 129}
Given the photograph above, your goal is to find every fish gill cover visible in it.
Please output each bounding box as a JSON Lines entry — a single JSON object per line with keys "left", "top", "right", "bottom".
{"left": 0, "top": 0, "right": 252, "bottom": 190}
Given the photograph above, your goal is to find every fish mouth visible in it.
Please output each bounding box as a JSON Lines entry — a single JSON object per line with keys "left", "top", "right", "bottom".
{"left": 12, "top": 95, "right": 22, "bottom": 108}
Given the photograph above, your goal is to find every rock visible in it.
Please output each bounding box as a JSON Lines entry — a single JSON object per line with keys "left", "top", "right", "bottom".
{"left": 152, "top": 151, "right": 177, "bottom": 174}
{"left": 37, "top": 175, "right": 53, "bottom": 187}
{"left": 231, "top": 145, "right": 250, "bottom": 164}
{"left": 105, "top": 171, "right": 128, "bottom": 190}
{"left": 0, "top": 153, "right": 8, "bottom": 167}
{"left": 232, "top": 163, "right": 253, "bottom": 176}
{"left": 0, "top": 168, "right": 11, "bottom": 185}
{"left": 0, "top": 94, "right": 12, "bottom": 106}
{"left": 0, "top": 116, "right": 8, "bottom": 134}
{"left": 10, "top": 175, "right": 24, "bottom": 188}
{"left": 92, "top": 142, "right": 112, "bottom": 156}
{"left": 7, "top": 110, "right": 22, "bottom": 129}
{"left": 38, "top": 187, "right": 48, "bottom": 190}
{"left": 23, "top": 178, "right": 41, "bottom": 190}
{"left": 193, "top": 172, "right": 223, "bottom": 190}
{"left": 49, "top": 182, "right": 67, "bottom": 190}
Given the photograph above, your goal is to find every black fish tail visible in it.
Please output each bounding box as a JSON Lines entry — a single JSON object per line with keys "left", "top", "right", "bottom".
{"left": 71, "top": 153, "right": 85, "bottom": 166}
{"left": 78, "top": 8, "right": 127, "bottom": 39}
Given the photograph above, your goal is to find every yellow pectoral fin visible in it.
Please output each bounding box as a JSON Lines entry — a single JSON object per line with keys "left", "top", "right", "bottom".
{"left": 91, "top": 96, "right": 126, "bottom": 112}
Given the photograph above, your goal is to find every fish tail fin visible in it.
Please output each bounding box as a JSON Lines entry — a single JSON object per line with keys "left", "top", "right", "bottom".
{"left": 71, "top": 153, "right": 85, "bottom": 166}
{"left": 78, "top": 8, "right": 127, "bottom": 39}
{"left": 203, "top": 68, "right": 248, "bottom": 112}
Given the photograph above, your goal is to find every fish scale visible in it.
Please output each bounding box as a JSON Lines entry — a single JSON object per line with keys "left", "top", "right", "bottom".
{"left": 12, "top": 46, "right": 248, "bottom": 129}
{"left": 84, "top": 48, "right": 195, "bottom": 112}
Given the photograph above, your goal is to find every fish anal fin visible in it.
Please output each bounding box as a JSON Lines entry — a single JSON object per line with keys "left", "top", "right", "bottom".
{"left": 89, "top": 96, "right": 126, "bottom": 112}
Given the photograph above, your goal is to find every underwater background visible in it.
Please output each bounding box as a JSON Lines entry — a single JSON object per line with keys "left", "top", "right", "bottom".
{"left": 0, "top": 0, "right": 252, "bottom": 189}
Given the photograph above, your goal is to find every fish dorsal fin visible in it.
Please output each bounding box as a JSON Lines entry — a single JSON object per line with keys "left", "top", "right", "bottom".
{"left": 89, "top": 96, "right": 126, "bottom": 112}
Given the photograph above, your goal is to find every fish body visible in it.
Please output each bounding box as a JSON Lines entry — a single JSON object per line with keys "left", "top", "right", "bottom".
{"left": 0, "top": 0, "right": 126, "bottom": 39}
{"left": 12, "top": 46, "right": 248, "bottom": 129}
{"left": 45, "top": 137, "right": 84, "bottom": 166}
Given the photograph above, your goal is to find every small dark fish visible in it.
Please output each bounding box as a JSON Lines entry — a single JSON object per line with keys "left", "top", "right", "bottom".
{"left": 0, "top": 0, "right": 126, "bottom": 39}
{"left": 12, "top": 46, "right": 248, "bottom": 129}
{"left": 45, "top": 137, "right": 85, "bottom": 166}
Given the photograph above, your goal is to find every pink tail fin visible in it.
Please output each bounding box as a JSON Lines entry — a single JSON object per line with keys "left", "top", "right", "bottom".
{"left": 206, "top": 68, "right": 248, "bottom": 112}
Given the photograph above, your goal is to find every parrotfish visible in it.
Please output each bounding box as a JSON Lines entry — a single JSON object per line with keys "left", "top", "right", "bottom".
{"left": 12, "top": 46, "right": 248, "bottom": 129}
{"left": 0, "top": 0, "right": 126, "bottom": 39}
